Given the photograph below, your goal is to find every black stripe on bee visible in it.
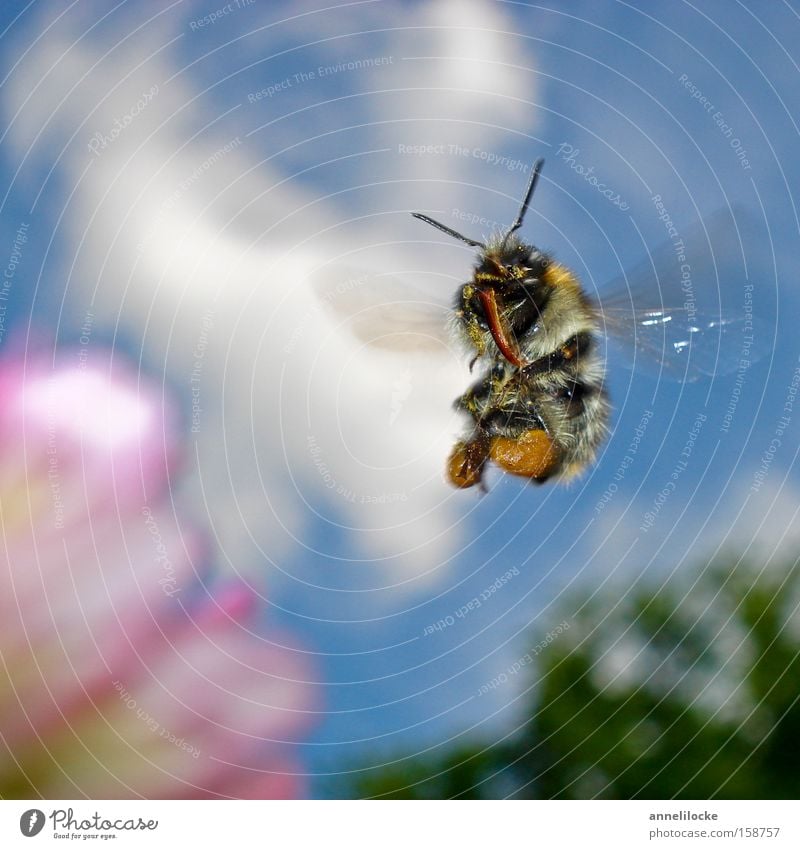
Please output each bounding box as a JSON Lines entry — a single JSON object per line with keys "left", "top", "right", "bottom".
{"left": 522, "top": 331, "right": 594, "bottom": 378}
{"left": 550, "top": 379, "right": 597, "bottom": 418}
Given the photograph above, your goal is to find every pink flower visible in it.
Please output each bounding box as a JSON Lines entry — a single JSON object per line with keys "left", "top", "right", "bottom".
{"left": 0, "top": 350, "right": 315, "bottom": 798}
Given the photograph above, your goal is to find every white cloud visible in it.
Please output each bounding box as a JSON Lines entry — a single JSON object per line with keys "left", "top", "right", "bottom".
{"left": 4, "top": 0, "right": 539, "bottom": 596}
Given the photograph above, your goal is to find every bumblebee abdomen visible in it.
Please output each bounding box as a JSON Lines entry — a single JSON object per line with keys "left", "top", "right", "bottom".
{"left": 548, "top": 384, "right": 611, "bottom": 481}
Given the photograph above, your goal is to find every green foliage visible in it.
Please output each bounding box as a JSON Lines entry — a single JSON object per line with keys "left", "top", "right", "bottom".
{"left": 351, "top": 557, "right": 800, "bottom": 799}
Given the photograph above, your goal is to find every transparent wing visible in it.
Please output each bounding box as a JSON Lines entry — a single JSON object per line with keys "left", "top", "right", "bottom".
{"left": 597, "top": 306, "right": 762, "bottom": 381}
{"left": 595, "top": 208, "right": 772, "bottom": 381}
{"left": 307, "top": 264, "right": 451, "bottom": 353}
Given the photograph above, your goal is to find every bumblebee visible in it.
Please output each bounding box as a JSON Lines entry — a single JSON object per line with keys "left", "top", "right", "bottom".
{"left": 406, "top": 153, "right": 764, "bottom": 490}
{"left": 413, "top": 159, "right": 611, "bottom": 488}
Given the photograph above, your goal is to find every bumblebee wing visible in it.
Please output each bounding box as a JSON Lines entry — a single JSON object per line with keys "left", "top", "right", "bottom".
{"left": 308, "top": 265, "right": 451, "bottom": 352}
{"left": 596, "top": 208, "right": 771, "bottom": 381}
{"left": 597, "top": 306, "right": 766, "bottom": 381}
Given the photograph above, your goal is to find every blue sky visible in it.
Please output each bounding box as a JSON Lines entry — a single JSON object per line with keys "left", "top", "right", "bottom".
{"left": 1, "top": 0, "right": 799, "bottom": 796}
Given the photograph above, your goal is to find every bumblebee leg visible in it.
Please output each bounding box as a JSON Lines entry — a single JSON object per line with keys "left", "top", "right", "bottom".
{"left": 456, "top": 284, "right": 488, "bottom": 367}
{"left": 447, "top": 432, "right": 491, "bottom": 489}
{"left": 454, "top": 367, "right": 501, "bottom": 418}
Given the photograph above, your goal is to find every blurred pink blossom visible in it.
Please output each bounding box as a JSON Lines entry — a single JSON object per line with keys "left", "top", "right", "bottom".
{"left": 0, "top": 350, "right": 315, "bottom": 798}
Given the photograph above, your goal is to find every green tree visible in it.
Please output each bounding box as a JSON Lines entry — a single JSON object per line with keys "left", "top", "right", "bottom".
{"left": 351, "top": 557, "right": 800, "bottom": 799}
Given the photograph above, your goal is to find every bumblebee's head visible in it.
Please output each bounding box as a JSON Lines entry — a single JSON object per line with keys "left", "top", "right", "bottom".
{"left": 411, "top": 158, "right": 545, "bottom": 283}
{"left": 478, "top": 237, "right": 542, "bottom": 284}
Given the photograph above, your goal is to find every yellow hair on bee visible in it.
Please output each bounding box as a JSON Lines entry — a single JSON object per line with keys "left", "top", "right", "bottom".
{"left": 541, "top": 262, "right": 584, "bottom": 297}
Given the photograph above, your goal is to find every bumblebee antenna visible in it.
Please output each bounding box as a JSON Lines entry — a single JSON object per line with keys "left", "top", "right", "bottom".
{"left": 411, "top": 213, "right": 486, "bottom": 249}
{"left": 501, "top": 158, "right": 544, "bottom": 248}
